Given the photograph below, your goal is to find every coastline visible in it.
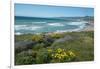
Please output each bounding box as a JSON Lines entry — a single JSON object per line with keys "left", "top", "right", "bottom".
{"left": 15, "top": 21, "right": 94, "bottom": 36}
{"left": 81, "top": 21, "right": 94, "bottom": 31}
{"left": 15, "top": 22, "right": 94, "bottom": 65}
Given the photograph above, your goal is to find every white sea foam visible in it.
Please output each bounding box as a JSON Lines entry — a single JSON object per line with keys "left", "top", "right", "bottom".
{"left": 55, "top": 29, "right": 78, "bottom": 33}
{"left": 48, "top": 23, "right": 64, "bottom": 26}
{"left": 31, "top": 26, "right": 42, "bottom": 30}
{"left": 55, "top": 24, "right": 86, "bottom": 33}
{"left": 15, "top": 25, "right": 27, "bottom": 30}
{"left": 67, "top": 22, "right": 87, "bottom": 26}
{"left": 15, "top": 25, "right": 42, "bottom": 31}
{"left": 15, "top": 25, "right": 27, "bottom": 28}
{"left": 15, "top": 32, "right": 22, "bottom": 35}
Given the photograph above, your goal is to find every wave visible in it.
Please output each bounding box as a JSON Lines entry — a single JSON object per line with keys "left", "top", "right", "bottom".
{"left": 32, "top": 22, "right": 46, "bottom": 24}
{"left": 15, "top": 21, "right": 87, "bottom": 35}
{"left": 67, "top": 21, "right": 87, "bottom": 26}
{"left": 48, "top": 23, "right": 65, "bottom": 26}
{"left": 55, "top": 24, "right": 86, "bottom": 33}
{"left": 15, "top": 32, "right": 23, "bottom": 35}
{"left": 15, "top": 25, "right": 43, "bottom": 31}
{"left": 15, "top": 25, "right": 27, "bottom": 30}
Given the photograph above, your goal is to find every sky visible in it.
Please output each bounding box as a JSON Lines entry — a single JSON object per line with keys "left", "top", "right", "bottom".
{"left": 15, "top": 3, "right": 94, "bottom": 17}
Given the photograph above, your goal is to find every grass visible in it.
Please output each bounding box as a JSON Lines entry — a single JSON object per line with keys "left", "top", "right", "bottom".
{"left": 15, "top": 31, "right": 94, "bottom": 65}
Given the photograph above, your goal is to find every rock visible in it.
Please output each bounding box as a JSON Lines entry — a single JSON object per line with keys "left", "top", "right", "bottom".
{"left": 45, "top": 35, "right": 54, "bottom": 43}
{"left": 15, "top": 41, "right": 36, "bottom": 52}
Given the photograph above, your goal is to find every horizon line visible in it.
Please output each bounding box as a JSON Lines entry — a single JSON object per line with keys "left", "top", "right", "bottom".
{"left": 15, "top": 15, "right": 94, "bottom": 18}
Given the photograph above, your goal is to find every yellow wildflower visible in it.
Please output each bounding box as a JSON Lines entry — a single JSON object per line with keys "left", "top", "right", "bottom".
{"left": 68, "top": 51, "right": 76, "bottom": 57}
{"left": 48, "top": 49, "right": 52, "bottom": 52}
{"left": 57, "top": 48, "right": 62, "bottom": 53}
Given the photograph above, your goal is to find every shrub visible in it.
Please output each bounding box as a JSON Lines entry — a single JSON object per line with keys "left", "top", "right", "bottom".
{"left": 32, "top": 43, "right": 45, "bottom": 50}
{"left": 33, "top": 48, "right": 77, "bottom": 64}
{"left": 48, "top": 48, "right": 76, "bottom": 62}
{"left": 49, "top": 33, "right": 64, "bottom": 39}
{"left": 32, "top": 34, "right": 44, "bottom": 42}
{"left": 35, "top": 50, "right": 51, "bottom": 64}
{"left": 15, "top": 50, "right": 36, "bottom": 65}
{"left": 15, "top": 56, "right": 35, "bottom": 65}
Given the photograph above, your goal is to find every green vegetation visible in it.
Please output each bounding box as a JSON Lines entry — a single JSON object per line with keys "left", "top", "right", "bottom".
{"left": 49, "top": 33, "right": 64, "bottom": 39}
{"left": 32, "top": 34, "right": 44, "bottom": 42}
{"left": 15, "top": 31, "right": 94, "bottom": 65}
{"left": 15, "top": 34, "right": 33, "bottom": 41}
{"left": 48, "top": 48, "right": 76, "bottom": 62}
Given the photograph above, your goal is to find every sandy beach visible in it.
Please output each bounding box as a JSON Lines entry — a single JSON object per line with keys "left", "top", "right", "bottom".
{"left": 82, "top": 21, "right": 94, "bottom": 31}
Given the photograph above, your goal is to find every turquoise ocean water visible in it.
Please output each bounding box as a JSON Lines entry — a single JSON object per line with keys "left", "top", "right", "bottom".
{"left": 15, "top": 16, "right": 88, "bottom": 35}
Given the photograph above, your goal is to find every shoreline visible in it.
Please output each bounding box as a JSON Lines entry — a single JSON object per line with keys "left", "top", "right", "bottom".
{"left": 15, "top": 22, "right": 94, "bottom": 36}
{"left": 81, "top": 22, "right": 94, "bottom": 31}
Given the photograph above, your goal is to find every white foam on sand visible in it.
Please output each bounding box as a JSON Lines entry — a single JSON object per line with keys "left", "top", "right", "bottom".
{"left": 48, "top": 23, "right": 64, "bottom": 27}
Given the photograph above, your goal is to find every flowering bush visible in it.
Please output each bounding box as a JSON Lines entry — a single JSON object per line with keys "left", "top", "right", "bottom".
{"left": 47, "top": 48, "right": 76, "bottom": 62}
{"left": 32, "top": 34, "right": 44, "bottom": 42}
{"left": 49, "top": 33, "right": 64, "bottom": 39}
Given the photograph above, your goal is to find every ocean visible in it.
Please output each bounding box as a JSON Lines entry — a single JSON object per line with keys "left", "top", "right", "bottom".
{"left": 15, "top": 16, "right": 88, "bottom": 35}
